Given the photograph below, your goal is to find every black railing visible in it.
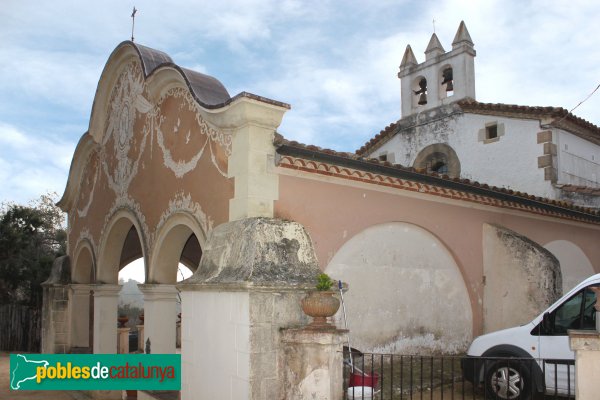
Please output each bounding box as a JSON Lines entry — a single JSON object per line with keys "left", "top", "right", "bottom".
{"left": 343, "top": 350, "right": 575, "bottom": 399}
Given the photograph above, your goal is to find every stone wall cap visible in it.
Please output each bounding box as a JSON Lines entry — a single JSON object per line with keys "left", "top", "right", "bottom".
{"left": 569, "top": 329, "right": 600, "bottom": 351}
{"left": 177, "top": 281, "right": 315, "bottom": 292}
{"left": 281, "top": 327, "right": 348, "bottom": 344}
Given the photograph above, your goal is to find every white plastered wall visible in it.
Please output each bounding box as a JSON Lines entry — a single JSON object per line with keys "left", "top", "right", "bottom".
{"left": 181, "top": 291, "right": 250, "bottom": 400}
{"left": 325, "top": 222, "right": 472, "bottom": 354}
{"left": 373, "top": 113, "right": 554, "bottom": 199}
{"left": 556, "top": 129, "right": 600, "bottom": 187}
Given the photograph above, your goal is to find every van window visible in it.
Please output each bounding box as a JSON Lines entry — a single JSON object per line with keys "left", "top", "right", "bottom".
{"left": 533, "top": 288, "right": 596, "bottom": 335}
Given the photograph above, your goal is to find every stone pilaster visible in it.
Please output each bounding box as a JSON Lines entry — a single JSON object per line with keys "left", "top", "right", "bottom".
{"left": 225, "top": 97, "right": 288, "bottom": 221}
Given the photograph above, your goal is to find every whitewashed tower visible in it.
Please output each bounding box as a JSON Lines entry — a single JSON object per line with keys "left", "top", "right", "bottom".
{"left": 398, "top": 21, "right": 476, "bottom": 117}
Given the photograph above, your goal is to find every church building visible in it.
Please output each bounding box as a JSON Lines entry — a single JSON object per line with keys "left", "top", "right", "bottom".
{"left": 360, "top": 22, "right": 600, "bottom": 210}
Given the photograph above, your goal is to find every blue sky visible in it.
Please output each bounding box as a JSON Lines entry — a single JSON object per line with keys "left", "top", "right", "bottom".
{"left": 1, "top": 0, "right": 599, "bottom": 205}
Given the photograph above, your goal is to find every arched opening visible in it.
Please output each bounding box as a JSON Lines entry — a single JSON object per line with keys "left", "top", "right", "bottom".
{"left": 325, "top": 222, "right": 472, "bottom": 354}
{"left": 150, "top": 214, "right": 205, "bottom": 284}
{"left": 73, "top": 243, "right": 95, "bottom": 284}
{"left": 413, "top": 143, "right": 461, "bottom": 178}
{"left": 412, "top": 76, "right": 428, "bottom": 108}
{"left": 70, "top": 243, "right": 96, "bottom": 351}
{"left": 440, "top": 66, "right": 454, "bottom": 99}
{"left": 94, "top": 211, "right": 146, "bottom": 354}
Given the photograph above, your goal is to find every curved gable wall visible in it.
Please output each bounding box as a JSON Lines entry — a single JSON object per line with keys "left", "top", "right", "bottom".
{"left": 61, "top": 42, "right": 235, "bottom": 283}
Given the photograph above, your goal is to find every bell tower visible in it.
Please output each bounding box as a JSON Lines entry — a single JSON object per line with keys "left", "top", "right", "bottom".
{"left": 398, "top": 21, "right": 476, "bottom": 118}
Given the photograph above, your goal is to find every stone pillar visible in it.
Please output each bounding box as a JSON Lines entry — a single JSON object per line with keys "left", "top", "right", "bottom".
{"left": 569, "top": 330, "right": 600, "bottom": 399}
{"left": 41, "top": 256, "right": 71, "bottom": 354}
{"left": 280, "top": 328, "right": 346, "bottom": 400}
{"left": 118, "top": 327, "right": 130, "bottom": 354}
{"left": 41, "top": 284, "right": 70, "bottom": 353}
{"left": 225, "top": 97, "right": 288, "bottom": 221}
{"left": 178, "top": 217, "right": 321, "bottom": 400}
{"left": 69, "top": 284, "right": 92, "bottom": 349}
{"left": 137, "top": 324, "right": 145, "bottom": 352}
{"left": 139, "top": 284, "right": 178, "bottom": 354}
{"left": 92, "top": 284, "right": 121, "bottom": 354}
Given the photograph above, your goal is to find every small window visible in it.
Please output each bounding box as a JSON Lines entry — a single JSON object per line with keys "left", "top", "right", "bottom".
{"left": 486, "top": 124, "right": 498, "bottom": 140}
{"left": 378, "top": 154, "right": 387, "bottom": 162}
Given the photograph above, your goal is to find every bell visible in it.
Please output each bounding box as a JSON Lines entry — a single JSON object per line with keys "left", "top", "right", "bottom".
{"left": 418, "top": 93, "right": 427, "bottom": 105}
{"left": 445, "top": 80, "right": 453, "bottom": 92}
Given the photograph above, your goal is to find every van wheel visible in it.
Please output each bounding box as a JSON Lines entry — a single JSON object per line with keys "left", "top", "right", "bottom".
{"left": 485, "top": 361, "right": 531, "bottom": 400}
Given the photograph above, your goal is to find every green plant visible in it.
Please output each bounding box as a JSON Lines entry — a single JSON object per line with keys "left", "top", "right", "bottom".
{"left": 315, "top": 273, "right": 335, "bottom": 291}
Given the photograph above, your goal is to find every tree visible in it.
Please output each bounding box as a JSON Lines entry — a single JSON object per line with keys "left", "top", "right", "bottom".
{"left": 0, "top": 194, "right": 66, "bottom": 307}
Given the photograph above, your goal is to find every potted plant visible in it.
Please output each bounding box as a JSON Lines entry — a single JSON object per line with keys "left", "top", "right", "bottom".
{"left": 301, "top": 273, "right": 341, "bottom": 329}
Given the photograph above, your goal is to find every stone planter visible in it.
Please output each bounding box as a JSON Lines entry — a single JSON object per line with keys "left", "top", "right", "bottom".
{"left": 301, "top": 291, "right": 340, "bottom": 329}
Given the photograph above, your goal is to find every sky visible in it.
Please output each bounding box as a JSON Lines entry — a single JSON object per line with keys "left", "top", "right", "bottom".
{"left": 1, "top": 0, "right": 600, "bottom": 205}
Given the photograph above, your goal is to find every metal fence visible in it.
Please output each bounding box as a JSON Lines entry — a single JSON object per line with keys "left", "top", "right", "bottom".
{"left": 343, "top": 350, "right": 575, "bottom": 399}
{"left": 0, "top": 304, "right": 42, "bottom": 352}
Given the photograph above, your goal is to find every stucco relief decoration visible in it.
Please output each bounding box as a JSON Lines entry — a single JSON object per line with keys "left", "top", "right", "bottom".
{"left": 76, "top": 151, "right": 100, "bottom": 218}
{"left": 101, "top": 195, "right": 151, "bottom": 255}
{"left": 155, "top": 87, "right": 230, "bottom": 178}
{"left": 153, "top": 191, "right": 214, "bottom": 247}
{"left": 101, "top": 60, "right": 152, "bottom": 196}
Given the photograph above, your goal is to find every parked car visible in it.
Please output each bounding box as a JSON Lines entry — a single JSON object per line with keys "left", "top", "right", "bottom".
{"left": 462, "top": 273, "right": 600, "bottom": 399}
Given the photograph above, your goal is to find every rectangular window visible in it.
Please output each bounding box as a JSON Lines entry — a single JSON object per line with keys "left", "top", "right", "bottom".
{"left": 378, "top": 154, "right": 387, "bottom": 162}
{"left": 486, "top": 124, "right": 498, "bottom": 139}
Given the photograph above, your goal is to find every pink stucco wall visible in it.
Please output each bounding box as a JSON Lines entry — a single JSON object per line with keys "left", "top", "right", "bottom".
{"left": 275, "top": 172, "right": 600, "bottom": 335}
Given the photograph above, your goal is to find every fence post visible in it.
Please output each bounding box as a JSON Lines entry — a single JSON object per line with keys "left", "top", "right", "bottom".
{"left": 280, "top": 327, "right": 346, "bottom": 400}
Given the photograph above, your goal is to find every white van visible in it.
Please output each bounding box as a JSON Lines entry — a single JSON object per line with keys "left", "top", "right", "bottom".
{"left": 462, "top": 273, "right": 600, "bottom": 399}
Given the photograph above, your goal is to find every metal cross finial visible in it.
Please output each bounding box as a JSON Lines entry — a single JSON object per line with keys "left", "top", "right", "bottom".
{"left": 432, "top": 17, "right": 436, "bottom": 34}
{"left": 131, "top": 6, "right": 137, "bottom": 42}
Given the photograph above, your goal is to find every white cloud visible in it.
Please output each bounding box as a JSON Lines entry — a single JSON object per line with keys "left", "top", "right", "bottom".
{"left": 0, "top": 123, "right": 75, "bottom": 204}
{"left": 1, "top": 1, "right": 600, "bottom": 203}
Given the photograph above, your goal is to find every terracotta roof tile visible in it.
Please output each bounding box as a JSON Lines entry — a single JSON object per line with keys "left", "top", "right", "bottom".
{"left": 356, "top": 100, "right": 600, "bottom": 155}
{"left": 274, "top": 133, "right": 600, "bottom": 221}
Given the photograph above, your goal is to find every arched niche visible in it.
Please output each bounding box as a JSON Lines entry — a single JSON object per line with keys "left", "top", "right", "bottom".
{"left": 325, "top": 222, "right": 472, "bottom": 354}
{"left": 412, "top": 75, "right": 428, "bottom": 108}
{"left": 149, "top": 212, "right": 206, "bottom": 284}
{"left": 413, "top": 143, "right": 461, "bottom": 178}
{"left": 544, "top": 240, "right": 595, "bottom": 293}
{"left": 97, "top": 210, "right": 147, "bottom": 284}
